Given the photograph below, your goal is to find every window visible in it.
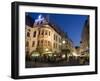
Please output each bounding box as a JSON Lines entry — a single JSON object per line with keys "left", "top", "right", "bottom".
{"left": 26, "top": 41, "right": 29, "bottom": 47}
{"left": 32, "top": 41, "right": 35, "bottom": 47}
{"left": 27, "top": 32, "right": 30, "bottom": 37}
{"left": 40, "top": 21, "right": 43, "bottom": 24}
{"left": 33, "top": 31, "right": 36, "bottom": 37}
{"left": 41, "top": 40, "right": 43, "bottom": 45}
{"left": 45, "top": 40, "right": 47, "bottom": 46}
{"left": 53, "top": 43, "right": 57, "bottom": 48}
{"left": 54, "top": 34, "right": 55, "bottom": 40}
{"left": 55, "top": 43, "right": 57, "bottom": 48}
{"left": 45, "top": 30, "right": 47, "bottom": 35}
{"left": 41, "top": 30, "right": 44, "bottom": 35}
{"left": 54, "top": 35, "right": 58, "bottom": 41}
{"left": 38, "top": 40, "right": 40, "bottom": 46}
{"left": 59, "top": 38, "right": 61, "bottom": 43}
{"left": 39, "top": 30, "right": 40, "bottom": 35}
{"left": 28, "top": 29, "right": 30, "bottom": 31}
{"left": 49, "top": 31, "right": 50, "bottom": 36}
{"left": 48, "top": 41, "right": 50, "bottom": 46}
{"left": 53, "top": 43, "right": 55, "bottom": 48}
{"left": 55, "top": 43, "right": 57, "bottom": 49}
{"left": 56, "top": 35, "right": 57, "bottom": 41}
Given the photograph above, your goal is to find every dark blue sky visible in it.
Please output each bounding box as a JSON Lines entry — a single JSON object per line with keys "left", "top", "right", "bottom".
{"left": 26, "top": 12, "right": 88, "bottom": 46}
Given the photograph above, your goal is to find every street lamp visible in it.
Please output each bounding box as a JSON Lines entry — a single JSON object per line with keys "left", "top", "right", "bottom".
{"left": 62, "top": 40, "right": 66, "bottom": 44}
{"left": 62, "top": 54, "right": 66, "bottom": 58}
{"left": 45, "top": 48, "right": 49, "bottom": 51}
{"left": 72, "top": 52, "right": 78, "bottom": 57}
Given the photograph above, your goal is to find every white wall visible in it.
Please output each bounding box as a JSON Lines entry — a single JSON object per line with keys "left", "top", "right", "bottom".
{"left": 0, "top": 0, "right": 99, "bottom": 81}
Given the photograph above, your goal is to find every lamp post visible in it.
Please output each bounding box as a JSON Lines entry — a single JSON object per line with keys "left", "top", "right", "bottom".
{"left": 62, "top": 40, "right": 66, "bottom": 44}
{"left": 45, "top": 48, "right": 49, "bottom": 51}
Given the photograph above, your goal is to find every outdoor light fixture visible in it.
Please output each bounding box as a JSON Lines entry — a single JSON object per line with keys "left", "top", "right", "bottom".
{"left": 72, "top": 52, "right": 78, "bottom": 57}
{"left": 48, "top": 54, "right": 52, "bottom": 57}
{"left": 62, "top": 54, "right": 66, "bottom": 58}
{"left": 45, "top": 48, "right": 49, "bottom": 51}
{"left": 62, "top": 40, "right": 66, "bottom": 44}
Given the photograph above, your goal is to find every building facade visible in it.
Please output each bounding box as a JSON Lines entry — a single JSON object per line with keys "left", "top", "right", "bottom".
{"left": 25, "top": 15, "right": 74, "bottom": 57}
{"left": 80, "top": 17, "right": 89, "bottom": 55}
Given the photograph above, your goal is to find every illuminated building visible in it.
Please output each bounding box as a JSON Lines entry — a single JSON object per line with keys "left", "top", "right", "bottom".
{"left": 25, "top": 14, "right": 74, "bottom": 57}
{"left": 80, "top": 17, "right": 89, "bottom": 55}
